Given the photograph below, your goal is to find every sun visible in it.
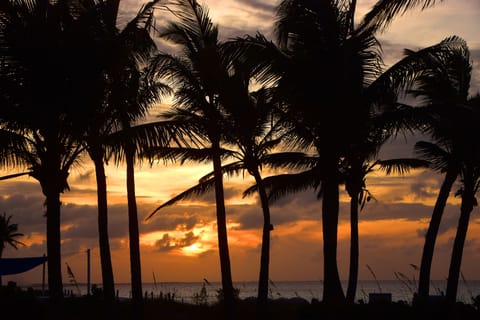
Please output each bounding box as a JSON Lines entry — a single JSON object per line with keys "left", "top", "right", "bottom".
{"left": 179, "top": 242, "right": 211, "bottom": 257}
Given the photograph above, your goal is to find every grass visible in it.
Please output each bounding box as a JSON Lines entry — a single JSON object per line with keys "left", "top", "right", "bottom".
{"left": 1, "top": 285, "right": 480, "bottom": 320}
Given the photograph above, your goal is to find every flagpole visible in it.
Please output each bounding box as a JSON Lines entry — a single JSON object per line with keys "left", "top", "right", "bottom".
{"left": 87, "top": 249, "right": 91, "bottom": 296}
{"left": 42, "top": 253, "right": 46, "bottom": 296}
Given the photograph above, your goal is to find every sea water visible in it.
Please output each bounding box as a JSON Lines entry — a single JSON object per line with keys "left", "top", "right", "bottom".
{"left": 58, "top": 280, "right": 480, "bottom": 305}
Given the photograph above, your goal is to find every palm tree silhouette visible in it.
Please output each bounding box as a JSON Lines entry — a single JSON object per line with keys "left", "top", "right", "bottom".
{"left": 71, "top": 0, "right": 166, "bottom": 305}
{"left": 383, "top": 36, "right": 473, "bottom": 302}
{"left": 145, "top": 85, "right": 314, "bottom": 309}
{"left": 145, "top": 0, "right": 237, "bottom": 316}
{"left": 0, "top": 0, "right": 94, "bottom": 300}
{"left": 260, "top": 0, "right": 444, "bottom": 303}
{"left": 0, "top": 212, "right": 25, "bottom": 286}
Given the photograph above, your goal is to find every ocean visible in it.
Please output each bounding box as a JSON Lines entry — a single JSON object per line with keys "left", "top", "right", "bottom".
{"left": 57, "top": 280, "right": 480, "bottom": 305}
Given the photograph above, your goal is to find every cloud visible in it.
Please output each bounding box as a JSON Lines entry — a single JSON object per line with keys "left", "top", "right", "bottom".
{"left": 154, "top": 231, "right": 200, "bottom": 252}
{"left": 142, "top": 203, "right": 211, "bottom": 228}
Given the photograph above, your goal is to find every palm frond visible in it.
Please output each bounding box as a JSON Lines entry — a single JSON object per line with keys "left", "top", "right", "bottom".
{"left": 146, "top": 175, "right": 215, "bottom": 220}
{"left": 359, "top": 0, "right": 442, "bottom": 34}
{"left": 106, "top": 119, "right": 202, "bottom": 163}
{"left": 221, "top": 33, "right": 286, "bottom": 86}
{"left": 142, "top": 146, "right": 215, "bottom": 165}
{"left": 0, "top": 171, "right": 32, "bottom": 181}
{"left": 369, "top": 35, "right": 467, "bottom": 103}
{"left": 414, "top": 140, "right": 453, "bottom": 172}
{"left": 260, "top": 152, "right": 317, "bottom": 171}
{"left": 377, "top": 158, "right": 430, "bottom": 175}
{"left": 243, "top": 168, "right": 321, "bottom": 203}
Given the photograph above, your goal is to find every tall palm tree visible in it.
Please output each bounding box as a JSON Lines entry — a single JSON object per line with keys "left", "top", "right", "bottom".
{"left": 379, "top": 36, "right": 472, "bottom": 301}
{"left": 415, "top": 95, "right": 480, "bottom": 304}
{"left": 227, "top": 0, "right": 445, "bottom": 303}
{"left": 341, "top": 119, "right": 430, "bottom": 303}
{"left": 144, "top": 87, "right": 314, "bottom": 308}
{"left": 0, "top": 0, "right": 91, "bottom": 300}
{"left": 272, "top": 0, "right": 443, "bottom": 303}
{"left": 67, "top": 0, "right": 121, "bottom": 302}
{"left": 0, "top": 212, "right": 25, "bottom": 286}
{"left": 146, "top": 0, "right": 237, "bottom": 316}
{"left": 68, "top": 0, "right": 166, "bottom": 305}
{"left": 443, "top": 96, "right": 479, "bottom": 303}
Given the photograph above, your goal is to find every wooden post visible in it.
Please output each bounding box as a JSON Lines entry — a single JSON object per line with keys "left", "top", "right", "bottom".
{"left": 42, "top": 253, "right": 46, "bottom": 296}
{"left": 87, "top": 249, "right": 91, "bottom": 296}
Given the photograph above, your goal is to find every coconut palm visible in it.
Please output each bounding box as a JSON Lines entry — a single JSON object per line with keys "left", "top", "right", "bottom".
{"left": 145, "top": 0, "right": 237, "bottom": 316}
{"left": 341, "top": 124, "right": 430, "bottom": 303}
{"left": 0, "top": 212, "right": 25, "bottom": 286}
{"left": 144, "top": 86, "right": 315, "bottom": 309}
{"left": 68, "top": 0, "right": 167, "bottom": 305}
{"left": 414, "top": 95, "right": 480, "bottom": 304}
{"left": 227, "top": 0, "right": 446, "bottom": 303}
{"left": 268, "top": 0, "right": 443, "bottom": 303}
{"left": 445, "top": 94, "right": 480, "bottom": 303}
{"left": 249, "top": 141, "right": 429, "bottom": 304}
{"left": 0, "top": 0, "right": 94, "bottom": 300}
{"left": 375, "top": 33, "right": 477, "bottom": 303}
{"left": 381, "top": 36, "right": 473, "bottom": 301}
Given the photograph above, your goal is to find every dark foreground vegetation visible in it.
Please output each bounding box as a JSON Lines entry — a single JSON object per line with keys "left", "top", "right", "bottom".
{"left": 1, "top": 285, "right": 479, "bottom": 320}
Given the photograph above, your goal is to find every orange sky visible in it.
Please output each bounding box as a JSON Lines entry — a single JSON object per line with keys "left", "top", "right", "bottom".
{"left": 2, "top": 0, "right": 480, "bottom": 288}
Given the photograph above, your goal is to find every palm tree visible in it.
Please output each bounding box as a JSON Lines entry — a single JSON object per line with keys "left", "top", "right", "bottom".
{"left": 378, "top": 36, "right": 472, "bottom": 302}
{"left": 341, "top": 125, "right": 430, "bottom": 303}
{"left": 0, "top": 212, "right": 25, "bottom": 286}
{"left": 443, "top": 96, "right": 479, "bottom": 303}
{"left": 144, "top": 87, "right": 315, "bottom": 309}
{"left": 0, "top": 0, "right": 92, "bottom": 300}
{"left": 226, "top": 0, "right": 446, "bottom": 303}
{"left": 146, "top": 0, "right": 236, "bottom": 316}
{"left": 271, "top": 0, "right": 444, "bottom": 303}
{"left": 419, "top": 45, "right": 475, "bottom": 304}
{"left": 68, "top": 0, "right": 121, "bottom": 302}
{"left": 68, "top": 0, "right": 166, "bottom": 305}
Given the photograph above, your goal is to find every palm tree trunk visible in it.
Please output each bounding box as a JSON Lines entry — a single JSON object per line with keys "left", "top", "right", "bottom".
{"left": 93, "top": 155, "right": 115, "bottom": 303}
{"left": 417, "top": 168, "right": 457, "bottom": 301}
{"left": 446, "top": 173, "right": 475, "bottom": 304}
{"left": 106, "top": 0, "right": 120, "bottom": 27}
{"left": 211, "top": 139, "right": 235, "bottom": 319}
{"left": 346, "top": 191, "right": 359, "bottom": 303}
{"left": 321, "top": 154, "right": 345, "bottom": 304}
{"left": 253, "top": 170, "right": 272, "bottom": 307}
{"left": 45, "top": 189, "right": 63, "bottom": 301}
{"left": 126, "top": 145, "right": 143, "bottom": 313}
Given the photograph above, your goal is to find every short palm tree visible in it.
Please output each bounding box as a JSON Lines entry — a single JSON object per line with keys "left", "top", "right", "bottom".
{"left": 0, "top": 212, "right": 25, "bottom": 286}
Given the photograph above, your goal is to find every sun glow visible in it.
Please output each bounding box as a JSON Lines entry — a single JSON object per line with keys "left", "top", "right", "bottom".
{"left": 180, "top": 242, "right": 211, "bottom": 256}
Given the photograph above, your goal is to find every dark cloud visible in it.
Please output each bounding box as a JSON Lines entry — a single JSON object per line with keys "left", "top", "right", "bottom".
{"left": 142, "top": 205, "right": 210, "bottom": 231}
{"left": 410, "top": 181, "right": 439, "bottom": 200}
{"left": 154, "top": 231, "right": 200, "bottom": 252}
{"left": 70, "top": 169, "right": 94, "bottom": 184}
{"left": 342, "top": 201, "right": 435, "bottom": 222}
{"left": 0, "top": 193, "right": 45, "bottom": 233}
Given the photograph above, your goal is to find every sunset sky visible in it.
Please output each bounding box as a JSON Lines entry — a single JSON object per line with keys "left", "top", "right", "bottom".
{"left": 2, "top": 0, "right": 480, "bottom": 288}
